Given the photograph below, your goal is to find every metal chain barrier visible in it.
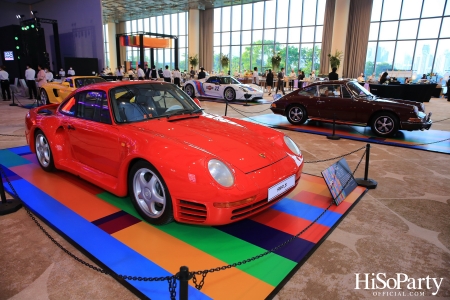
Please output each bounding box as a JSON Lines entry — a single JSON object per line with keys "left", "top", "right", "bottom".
{"left": 0, "top": 133, "right": 26, "bottom": 137}
{"left": 227, "top": 103, "right": 273, "bottom": 114}
{"left": 304, "top": 145, "right": 366, "bottom": 164}
{"left": 433, "top": 117, "right": 450, "bottom": 123}
{"left": 0, "top": 146, "right": 367, "bottom": 298}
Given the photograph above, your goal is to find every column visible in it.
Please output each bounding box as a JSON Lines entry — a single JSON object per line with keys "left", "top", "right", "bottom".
{"left": 188, "top": 9, "right": 200, "bottom": 71}
{"left": 330, "top": 0, "right": 350, "bottom": 78}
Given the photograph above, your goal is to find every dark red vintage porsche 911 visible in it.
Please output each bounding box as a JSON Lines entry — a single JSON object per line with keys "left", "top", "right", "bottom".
{"left": 270, "top": 80, "right": 432, "bottom": 137}
{"left": 25, "top": 81, "right": 303, "bottom": 226}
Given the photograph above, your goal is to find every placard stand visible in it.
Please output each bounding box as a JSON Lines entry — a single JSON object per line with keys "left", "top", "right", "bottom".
{"left": 321, "top": 158, "right": 358, "bottom": 205}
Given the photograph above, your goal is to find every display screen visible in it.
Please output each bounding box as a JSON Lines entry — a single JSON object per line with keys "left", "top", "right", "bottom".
{"left": 4, "top": 51, "right": 14, "bottom": 61}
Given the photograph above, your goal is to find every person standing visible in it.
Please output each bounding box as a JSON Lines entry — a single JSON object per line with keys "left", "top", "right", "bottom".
{"left": 67, "top": 67, "right": 75, "bottom": 76}
{"left": 150, "top": 65, "right": 159, "bottom": 80}
{"left": 253, "top": 67, "right": 259, "bottom": 85}
{"left": 190, "top": 67, "right": 195, "bottom": 79}
{"left": 328, "top": 67, "right": 339, "bottom": 80}
{"left": 144, "top": 65, "right": 150, "bottom": 79}
{"left": 0, "top": 65, "right": 11, "bottom": 101}
{"left": 36, "top": 65, "right": 47, "bottom": 103}
{"left": 266, "top": 69, "right": 274, "bottom": 96}
{"left": 163, "top": 65, "right": 172, "bottom": 83}
{"left": 115, "top": 67, "right": 123, "bottom": 81}
{"left": 198, "top": 67, "right": 206, "bottom": 80}
{"left": 45, "top": 68, "right": 54, "bottom": 82}
{"left": 276, "top": 68, "right": 285, "bottom": 95}
{"left": 25, "top": 64, "right": 37, "bottom": 100}
{"left": 137, "top": 65, "right": 145, "bottom": 80}
{"left": 59, "top": 68, "right": 65, "bottom": 77}
{"left": 173, "top": 68, "right": 181, "bottom": 87}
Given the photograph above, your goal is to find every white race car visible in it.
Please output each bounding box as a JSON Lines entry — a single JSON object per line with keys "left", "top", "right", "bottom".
{"left": 184, "top": 75, "right": 264, "bottom": 101}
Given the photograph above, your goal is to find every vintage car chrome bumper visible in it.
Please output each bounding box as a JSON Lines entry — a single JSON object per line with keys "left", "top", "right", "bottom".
{"left": 401, "top": 112, "right": 432, "bottom": 131}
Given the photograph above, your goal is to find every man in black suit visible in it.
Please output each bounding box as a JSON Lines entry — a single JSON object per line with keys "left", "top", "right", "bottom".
{"left": 328, "top": 67, "right": 339, "bottom": 80}
{"left": 144, "top": 64, "right": 150, "bottom": 79}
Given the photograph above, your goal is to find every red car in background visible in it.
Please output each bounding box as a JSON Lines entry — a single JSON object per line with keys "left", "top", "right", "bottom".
{"left": 26, "top": 81, "right": 303, "bottom": 225}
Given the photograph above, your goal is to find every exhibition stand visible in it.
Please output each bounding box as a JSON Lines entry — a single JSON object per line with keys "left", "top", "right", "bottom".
{"left": 1, "top": 145, "right": 367, "bottom": 299}
{"left": 367, "top": 83, "right": 438, "bottom": 102}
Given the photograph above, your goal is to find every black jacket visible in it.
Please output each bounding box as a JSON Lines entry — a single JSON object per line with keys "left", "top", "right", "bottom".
{"left": 328, "top": 71, "right": 338, "bottom": 80}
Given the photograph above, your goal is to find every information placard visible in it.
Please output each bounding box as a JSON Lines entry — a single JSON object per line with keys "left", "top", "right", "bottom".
{"left": 321, "top": 158, "right": 358, "bottom": 205}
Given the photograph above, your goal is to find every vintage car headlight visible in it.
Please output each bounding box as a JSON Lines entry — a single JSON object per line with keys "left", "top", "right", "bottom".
{"left": 413, "top": 106, "right": 419, "bottom": 115}
{"left": 284, "top": 136, "right": 301, "bottom": 156}
{"left": 208, "top": 159, "right": 234, "bottom": 187}
{"left": 239, "top": 86, "right": 249, "bottom": 92}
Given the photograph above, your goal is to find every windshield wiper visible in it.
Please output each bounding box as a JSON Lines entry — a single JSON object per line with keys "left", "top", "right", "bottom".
{"left": 191, "top": 108, "right": 204, "bottom": 113}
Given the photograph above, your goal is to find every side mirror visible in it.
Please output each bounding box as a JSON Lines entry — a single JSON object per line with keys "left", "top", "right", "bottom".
{"left": 62, "top": 82, "right": 70, "bottom": 87}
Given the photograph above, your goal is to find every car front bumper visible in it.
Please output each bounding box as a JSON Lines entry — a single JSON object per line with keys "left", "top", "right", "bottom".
{"left": 401, "top": 112, "right": 432, "bottom": 131}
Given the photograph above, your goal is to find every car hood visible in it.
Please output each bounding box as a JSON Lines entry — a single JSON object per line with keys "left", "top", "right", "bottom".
{"left": 128, "top": 114, "right": 287, "bottom": 173}
{"left": 371, "top": 97, "right": 422, "bottom": 109}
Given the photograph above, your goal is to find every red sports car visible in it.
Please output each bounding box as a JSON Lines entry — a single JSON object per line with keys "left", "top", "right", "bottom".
{"left": 25, "top": 81, "right": 303, "bottom": 225}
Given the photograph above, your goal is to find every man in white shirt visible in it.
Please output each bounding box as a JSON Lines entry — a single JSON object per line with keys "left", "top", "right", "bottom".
{"left": 253, "top": 67, "right": 259, "bottom": 85}
{"left": 45, "top": 68, "right": 53, "bottom": 82}
{"left": 173, "top": 68, "right": 181, "bottom": 87}
{"left": 137, "top": 65, "right": 145, "bottom": 80}
{"left": 67, "top": 67, "right": 75, "bottom": 76}
{"left": 162, "top": 65, "right": 172, "bottom": 83}
{"left": 25, "top": 65, "right": 37, "bottom": 99}
{"left": 0, "top": 65, "right": 11, "bottom": 101}
{"left": 115, "top": 67, "right": 123, "bottom": 81}
{"left": 59, "top": 68, "right": 65, "bottom": 77}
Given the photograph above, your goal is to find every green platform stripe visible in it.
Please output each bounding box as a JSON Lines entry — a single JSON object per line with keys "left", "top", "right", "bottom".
{"left": 0, "top": 149, "right": 31, "bottom": 167}
{"left": 97, "top": 192, "right": 297, "bottom": 286}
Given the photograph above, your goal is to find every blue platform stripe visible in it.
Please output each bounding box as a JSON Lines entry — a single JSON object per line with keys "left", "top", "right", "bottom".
{"left": 0, "top": 149, "right": 31, "bottom": 167}
{"left": 272, "top": 198, "right": 342, "bottom": 227}
{"left": 3, "top": 178, "right": 210, "bottom": 300}
{"left": 7, "top": 145, "right": 32, "bottom": 155}
{"left": 216, "top": 219, "right": 316, "bottom": 262}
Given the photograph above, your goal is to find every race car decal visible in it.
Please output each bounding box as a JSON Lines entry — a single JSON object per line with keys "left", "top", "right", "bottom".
{"left": 243, "top": 85, "right": 259, "bottom": 92}
{"left": 194, "top": 81, "right": 207, "bottom": 96}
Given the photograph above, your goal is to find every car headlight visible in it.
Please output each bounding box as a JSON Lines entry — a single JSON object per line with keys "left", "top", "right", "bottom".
{"left": 208, "top": 159, "right": 234, "bottom": 187}
{"left": 413, "top": 106, "right": 419, "bottom": 115}
{"left": 239, "top": 86, "right": 249, "bottom": 92}
{"left": 284, "top": 136, "right": 301, "bottom": 156}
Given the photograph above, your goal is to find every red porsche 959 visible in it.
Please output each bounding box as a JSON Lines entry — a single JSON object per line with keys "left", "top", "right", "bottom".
{"left": 25, "top": 81, "right": 303, "bottom": 225}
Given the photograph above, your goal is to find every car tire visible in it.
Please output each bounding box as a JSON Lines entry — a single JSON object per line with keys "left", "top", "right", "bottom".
{"left": 286, "top": 105, "right": 308, "bottom": 124}
{"left": 184, "top": 84, "right": 195, "bottom": 98}
{"left": 370, "top": 112, "right": 399, "bottom": 137}
{"left": 128, "top": 160, "right": 174, "bottom": 225}
{"left": 40, "top": 89, "right": 49, "bottom": 105}
{"left": 34, "top": 130, "right": 55, "bottom": 172}
{"left": 224, "top": 87, "right": 236, "bottom": 101}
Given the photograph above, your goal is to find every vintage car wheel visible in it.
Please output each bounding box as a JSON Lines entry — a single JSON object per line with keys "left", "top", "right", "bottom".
{"left": 184, "top": 84, "right": 195, "bottom": 97}
{"left": 224, "top": 87, "right": 236, "bottom": 101}
{"left": 40, "top": 89, "right": 49, "bottom": 105}
{"left": 371, "top": 112, "right": 399, "bottom": 137}
{"left": 34, "top": 130, "right": 55, "bottom": 171}
{"left": 128, "top": 161, "right": 174, "bottom": 225}
{"left": 286, "top": 105, "right": 308, "bottom": 124}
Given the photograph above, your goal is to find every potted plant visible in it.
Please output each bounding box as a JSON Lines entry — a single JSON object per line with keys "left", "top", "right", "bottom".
{"left": 220, "top": 54, "right": 229, "bottom": 72}
{"left": 271, "top": 52, "right": 282, "bottom": 72}
{"left": 189, "top": 54, "right": 199, "bottom": 69}
{"left": 328, "top": 50, "right": 344, "bottom": 70}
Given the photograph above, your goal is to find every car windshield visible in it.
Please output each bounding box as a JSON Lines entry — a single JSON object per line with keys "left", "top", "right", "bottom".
{"left": 346, "top": 81, "right": 373, "bottom": 98}
{"left": 75, "top": 78, "right": 106, "bottom": 88}
{"left": 111, "top": 83, "right": 199, "bottom": 123}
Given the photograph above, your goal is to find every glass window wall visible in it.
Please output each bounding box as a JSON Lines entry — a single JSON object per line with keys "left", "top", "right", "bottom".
{"left": 366, "top": 0, "right": 450, "bottom": 82}
{"left": 213, "top": 0, "right": 325, "bottom": 74}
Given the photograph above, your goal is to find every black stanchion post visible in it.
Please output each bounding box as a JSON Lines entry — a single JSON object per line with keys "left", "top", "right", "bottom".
{"left": 243, "top": 93, "right": 251, "bottom": 106}
{"left": 327, "top": 113, "right": 340, "bottom": 140}
{"left": 10, "top": 91, "right": 19, "bottom": 107}
{"left": 224, "top": 101, "right": 228, "bottom": 116}
{"left": 178, "top": 266, "right": 192, "bottom": 300}
{"left": 355, "top": 143, "right": 378, "bottom": 189}
{"left": 0, "top": 168, "right": 22, "bottom": 215}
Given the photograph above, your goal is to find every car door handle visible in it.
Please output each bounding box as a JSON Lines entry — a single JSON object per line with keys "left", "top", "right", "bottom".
{"left": 67, "top": 124, "right": 75, "bottom": 130}
{"left": 317, "top": 100, "right": 325, "bottom": 104}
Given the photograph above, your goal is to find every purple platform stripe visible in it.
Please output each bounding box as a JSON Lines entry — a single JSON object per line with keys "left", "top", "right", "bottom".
{"left": 96, "top": 213, "right": 142, "bottom": 235}
{"left": 0, "top": 165, "right": 21, "bottom": 182}
{"left": 92, "top": 210, "right": 130, "bottom": 226}
{"left": 216, "top": 219, "right": 316, "bottom": 262}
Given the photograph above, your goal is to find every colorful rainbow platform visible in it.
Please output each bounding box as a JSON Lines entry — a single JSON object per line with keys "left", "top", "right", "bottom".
{"left": 1, "top": 146, "right": 367, "bottom": 299}
{"left": 244, "top": 114, "right": 450, "bottom": 155}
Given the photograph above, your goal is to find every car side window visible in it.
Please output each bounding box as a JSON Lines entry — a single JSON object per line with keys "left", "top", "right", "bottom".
{"left": 320, "top": 85, "right": 341, "bottom": 98}
{"left": 65, "top": 78, "right": 74, "bottom": 88}
{"left": 341, "top": 86, "right": 352, "bottom": 98}
{"left": 75, "top": 91, "right": 111, "bottom": 124}
{"left": 298, "top": 86, "right": 317, "bottom": 97}
{"left": 60, "top": 97, "right": 77, "bottom": 116}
